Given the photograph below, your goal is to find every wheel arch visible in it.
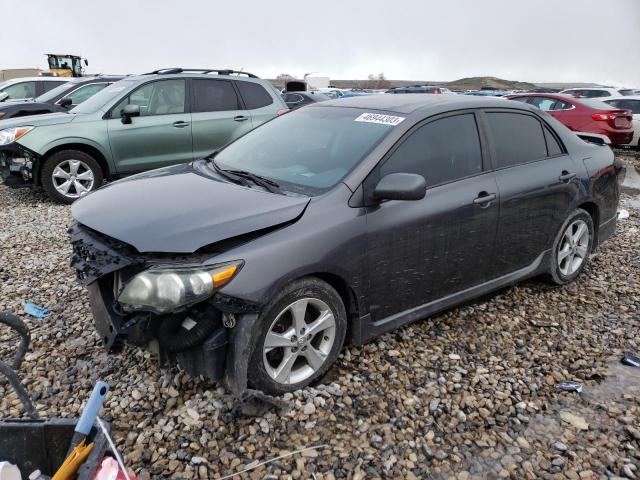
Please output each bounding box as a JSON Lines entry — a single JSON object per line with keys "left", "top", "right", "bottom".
{"left": 576, "top": 200, "right": 600, "bottom": 247}
{"left": 38, "top": 143, "right": 110, "bottom": 186}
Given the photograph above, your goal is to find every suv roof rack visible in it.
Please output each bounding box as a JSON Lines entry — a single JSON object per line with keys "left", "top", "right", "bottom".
{"left": 144, "top": 68, "right": 258, "bottom": 78}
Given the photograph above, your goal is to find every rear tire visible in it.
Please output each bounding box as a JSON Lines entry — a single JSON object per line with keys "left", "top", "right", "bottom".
{"left": 548, "top": 208, "right": 594, "bottom": 285}
{"left": 41, "top": 150, "right": 103, "bottom": 204}
{"left": 247, "top": 278, "right": 347, "bottom": 394}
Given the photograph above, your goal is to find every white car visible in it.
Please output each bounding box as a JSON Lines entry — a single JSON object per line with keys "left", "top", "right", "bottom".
{"left": 560, "top": 87, "right": 623, "bottom": 99}
{"left": 604, "top": 96, "right": 640, "bottom": 147}
{"left": 0, "top": 77, "right": 68, "bottom": 102}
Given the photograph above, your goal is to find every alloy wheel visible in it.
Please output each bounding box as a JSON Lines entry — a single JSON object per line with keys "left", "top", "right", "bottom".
{"left": 263, "top": 298, "right": 336, "bottom": 385}
{"left": 557, "top": 219, "right": 589, "bottom": 276}
{"left": 51, "top": 159, "right": 95, "bottom": 199}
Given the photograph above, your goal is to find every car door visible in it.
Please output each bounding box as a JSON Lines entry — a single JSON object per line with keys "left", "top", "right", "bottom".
{"left": 190, "top": 78, "right": 254, "bottom": 159}
{"left": 364, "top": 111, "right": 500, "bottom": 322}
{"left": 483, "top": 110, "right": 583, "bottom": 277}
{"left": 106, "top": 79, "right": 193, "bottom": 173}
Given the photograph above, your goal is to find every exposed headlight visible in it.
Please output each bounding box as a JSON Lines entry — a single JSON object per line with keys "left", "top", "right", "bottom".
{"left": 117, "top": 261, "right": 243, "bottom": 313}
{"left": 0, "top": 126, "right": 34, "bottom": 146}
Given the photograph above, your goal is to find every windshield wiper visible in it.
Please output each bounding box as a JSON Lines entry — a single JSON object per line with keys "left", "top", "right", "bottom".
{"left": 209, "top": 158, "right": 281, "bottom": 194}
{"left": 209, "top": 158, "right": 249, "bottom": 187}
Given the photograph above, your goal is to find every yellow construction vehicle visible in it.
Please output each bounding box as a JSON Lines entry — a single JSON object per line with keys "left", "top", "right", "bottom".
{"left": 45, "top": 54, "right": 88, "bottom": 77}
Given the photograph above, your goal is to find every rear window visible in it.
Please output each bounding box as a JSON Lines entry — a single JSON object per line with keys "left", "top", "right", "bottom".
{"left": 237, "top": 81, "right": 273, "bottom": 109}
{"left": 487, "top": 112, "right": 547, "bottom": 168}
{"left": 192, "top": 79, "right": 239, "bottom": 112}
{"left": 574, "top": 98, "right": 618, "bottom": 110}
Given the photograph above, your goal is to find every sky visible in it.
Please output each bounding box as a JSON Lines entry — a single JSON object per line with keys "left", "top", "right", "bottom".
{"left": 2, "top": 0, "right": 639, "bottom": 87}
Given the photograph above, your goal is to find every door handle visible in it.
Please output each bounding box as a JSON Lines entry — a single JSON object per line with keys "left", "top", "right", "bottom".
{"left": 473, "top": 192, "right": 497, "bottom": 205}
{"left": 558, "top": 171, "right": 576, "bottom": 182}
{"left": 233, "top": 115, "right": 249, "bottom": 122}
{"left": 172, "top": 121, "right": 190, "bottom": 128}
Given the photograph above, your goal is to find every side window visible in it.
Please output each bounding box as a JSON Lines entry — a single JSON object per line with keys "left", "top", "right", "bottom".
{"left": 544, "top": 127, "right": 563, "bottom": 156}
{"left": 192, "top": 79, "right": 239, "bottom": 112}
{"left": 66, "top": 83, "right": 108, "bottom": 105}
{"left": 510, "top": 96, "right": 530, "bottom": 103}
{"left": 380, "top": 113, "right": 483, "bottom": 187}
{"left": 529, "top": 97, "right": 557, "bottom": 111}
{"left": 487, "top": 112, "right": 548, "bottom": 167}
{"left": 111, "top": 79, "right": 185, "bottom": 117}
{"left": 237, "top": 81, "right": 274, "bottom": 109}
{"left": 284, "top": 93, "right": 304, "bottom": 105}
{"left": 552, "top": 100, "right": 573, "bottom": 110}
{"left": 3, "top": 81, "right": 36, "bottom": 99}
{"left": 41, "top": 81, "right": 66, "bottom": 93}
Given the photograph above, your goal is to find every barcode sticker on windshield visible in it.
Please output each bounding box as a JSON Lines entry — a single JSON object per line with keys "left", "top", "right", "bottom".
{"left": 355, "top": 113, "right": 405, "bottom": 126}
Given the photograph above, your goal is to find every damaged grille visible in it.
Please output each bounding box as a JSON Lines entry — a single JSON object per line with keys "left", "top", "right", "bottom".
{"left": 69, "top": 222, "right": 141, "bottom": 286}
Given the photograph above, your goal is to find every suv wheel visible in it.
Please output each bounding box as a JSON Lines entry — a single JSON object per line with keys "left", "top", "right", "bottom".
{"left": 247, "top": 278, "right": 347, "bottom": 394}
{"left": 549, "top": 208, "right": 594, "bottom": 285}
{"left": 41, "top": 150, "right": 103, "bottom": 204}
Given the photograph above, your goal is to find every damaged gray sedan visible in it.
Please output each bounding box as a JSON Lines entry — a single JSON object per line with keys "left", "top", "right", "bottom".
{"left": 69, "top": 94, "right": 621, "bottom": 395}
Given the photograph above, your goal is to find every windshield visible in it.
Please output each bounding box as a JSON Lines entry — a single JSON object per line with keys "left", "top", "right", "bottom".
{"left": 71, "top": 79, "right": 136, "bottom": 114}
{"left": 35, "top": 82, "right": 75, "bottom": 103}
{"left": 214, "top": 107, "right": 399, "bottom": 193}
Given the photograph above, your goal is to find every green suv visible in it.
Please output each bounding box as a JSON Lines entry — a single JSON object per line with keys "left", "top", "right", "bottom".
{"left": 0, "top": 68, "right": 288, "bottom": 203}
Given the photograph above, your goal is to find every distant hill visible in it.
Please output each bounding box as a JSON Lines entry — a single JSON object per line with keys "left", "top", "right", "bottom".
{"left": 445, "top": 76, "right": 536, "bottom": 90}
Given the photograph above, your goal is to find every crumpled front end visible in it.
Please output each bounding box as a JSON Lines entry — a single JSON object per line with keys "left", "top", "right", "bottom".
{"left": 0, "top": 147, "right": 39, "bottom": 188}
{"left": 69, "top": 222, "right": 258, "bottom": 381}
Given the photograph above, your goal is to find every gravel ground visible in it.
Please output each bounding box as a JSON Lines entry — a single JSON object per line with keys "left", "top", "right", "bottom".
{"left": 1, "top": 152, "right": 639, "bottom": 480}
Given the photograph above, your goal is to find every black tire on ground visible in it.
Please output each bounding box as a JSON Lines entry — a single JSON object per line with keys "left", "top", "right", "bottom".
{"left": 41, "top": 150, "right": 103, "bottom": 204}
{"left": 548, "top": 208, "right": 594, "bottom": 285}
{"left": 247, "top": 277, "right": 347, "bottom": 394}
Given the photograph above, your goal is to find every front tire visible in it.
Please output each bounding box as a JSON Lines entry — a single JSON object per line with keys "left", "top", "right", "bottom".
{"left": 247, "top": 278, "right": 347, "bottom": 394}
{"left": 41, "top": 150, "right": 103, "bottom": 204}
{"left": 549, "top": 208, "right": 594, "bottom": 285}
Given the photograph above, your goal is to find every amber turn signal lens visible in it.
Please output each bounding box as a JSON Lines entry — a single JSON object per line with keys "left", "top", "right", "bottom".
{"left": 212, "top": 264, "right": 238, "bottom": 288}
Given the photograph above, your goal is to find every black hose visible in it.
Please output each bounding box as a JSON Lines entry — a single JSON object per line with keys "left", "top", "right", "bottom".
{"left": 0, "top": 359, "right": 39, "bottom": 419}
{"left": 0, "top": 312, "right": 39, "bottom": 419}
{"left": 0, "top": 311, "right": 30, "bottom": 370}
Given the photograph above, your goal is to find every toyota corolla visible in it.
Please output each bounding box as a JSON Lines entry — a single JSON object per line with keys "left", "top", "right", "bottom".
{"left": 69, "top": 95, "right": 622, "bottom": 396}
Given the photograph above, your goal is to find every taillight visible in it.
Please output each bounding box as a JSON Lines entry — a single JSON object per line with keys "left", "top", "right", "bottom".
{"left": 592, "top": 113, "right": 616, "bottom": 121}
{"left": 276, "top": 108, "right": 290, "bottom": 116}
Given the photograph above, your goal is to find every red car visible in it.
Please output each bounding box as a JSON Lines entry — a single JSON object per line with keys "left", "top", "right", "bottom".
{"left": 508, "top": 93, "right": 633, "bottom": 145}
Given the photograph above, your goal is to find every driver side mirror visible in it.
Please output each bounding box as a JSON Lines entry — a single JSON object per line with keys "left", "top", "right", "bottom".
{"left": 0, "top": 92, "right": 8, "bottom": 102}
{"left": 58, "top": 97, "right": 72, "bottom": 108}
{"left": 374, "top": 173, "right": 426, "bottom": 201}
{"left": 121, "top": 104, "right": 140, "bottom": 124}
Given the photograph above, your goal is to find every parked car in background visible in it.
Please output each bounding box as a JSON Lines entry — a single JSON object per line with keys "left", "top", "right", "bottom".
{"left": 0, "top": 77, "right": 68, "bottom": 102}
{"left": 0, "top": 76, "right": 123, "bottom": 120}
{"left": 69, "top": 94, "right": 621, "bottom": 395}
{"left": 560, "top": 87, "right": 622, "bottom": 98}
{"left": 508, "top": 93, "right": 633, "bottom": 145}
{"left": 604, "top": 96, "right": 640, "bottom": 147}
{"left": 317, "top": 88, "right": 345, "bottom": 98}
{"left": 619, "top": 89, "right": 640, "bottom": 96}
{"left": 283, "top": 91, "right": 331, "bottom": 110}
{"left": 386, "top": 85, "right": 445, "bottom": 94}
{"left": 0, "top": 68, "right": 288, "bottom": 203}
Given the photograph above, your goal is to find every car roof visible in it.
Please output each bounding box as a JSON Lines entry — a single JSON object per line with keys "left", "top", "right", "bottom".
{"left": 561, "top": 87, "right": 618, "bottom": 92}
{"left": 1, "top": 76, "right": 66, "bottom": 85}
{"left": 125, "top": 71, "right": 261, "bottom": 83}
{"left": 315, "top": 93, "right": 514, "bottom": 114}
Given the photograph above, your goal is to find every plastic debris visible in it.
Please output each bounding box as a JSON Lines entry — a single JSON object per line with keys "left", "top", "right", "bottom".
{"left": 93, "top": 457, "right": 136, "bottom": 480}
{"left": 23, "top": 301, "right": 49, "bottom": 318}
{"left": 621, "top": 352, "right": 640, "bottom": 368}
{"left": 0, "top": 462, "right": 21, "bottom": 480}
{"left": 617, "top": 209, "right": 629, "bottom": 219}
{"left": 555, "top": 381, "right": 583, "bottom": 393}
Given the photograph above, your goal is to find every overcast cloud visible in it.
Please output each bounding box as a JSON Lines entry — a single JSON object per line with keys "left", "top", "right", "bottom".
{"left": 2, "top": 0, "right": 639, "bottom": 86}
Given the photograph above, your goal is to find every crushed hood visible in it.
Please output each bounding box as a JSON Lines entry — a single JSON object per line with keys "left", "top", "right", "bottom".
{"left": 71, "top": 162, "right": 310, "bottom": 253}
